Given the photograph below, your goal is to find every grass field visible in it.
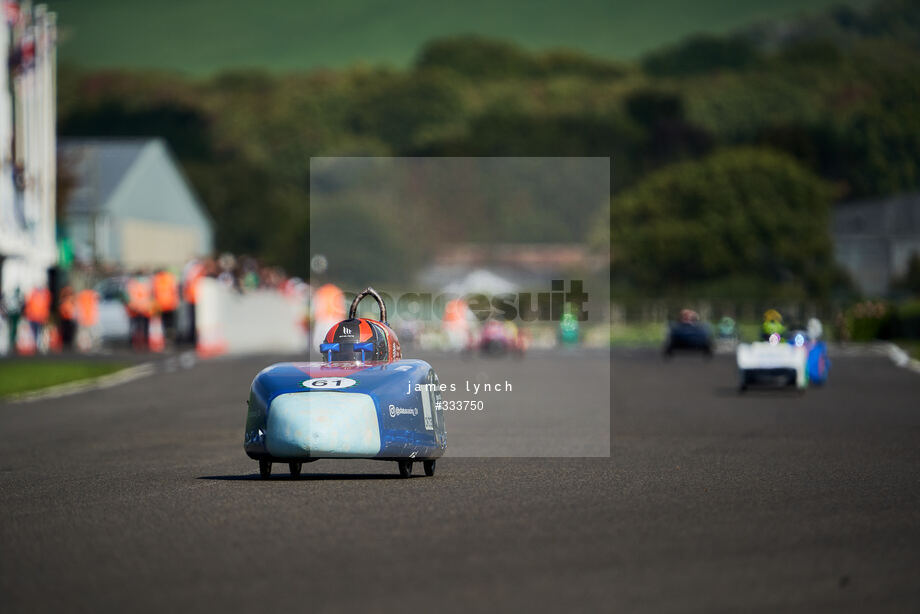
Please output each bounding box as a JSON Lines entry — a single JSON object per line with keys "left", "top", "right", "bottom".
{"left": 55, "top": 0, "right": 870, "bottom": 75}
{"left": 0, "top": 360, "right": 129, "bottom": 397}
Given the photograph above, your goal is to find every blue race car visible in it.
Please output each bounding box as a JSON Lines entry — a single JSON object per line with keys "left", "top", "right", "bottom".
{"left": 664, "top": 309, "right": 713, "bottom": 358}
{"left": 244, "top": 288, "right": 447, "bottom": 478}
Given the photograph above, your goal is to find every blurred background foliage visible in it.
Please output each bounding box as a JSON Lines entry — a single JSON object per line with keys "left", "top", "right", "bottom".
{"left": 613, "top": 148, "right": 838, "bottom": 299}
{"left": 55, "top": 0, "right": 920, "bottom": 299}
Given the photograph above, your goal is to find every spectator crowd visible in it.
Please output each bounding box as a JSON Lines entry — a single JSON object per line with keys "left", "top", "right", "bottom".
{"left": 0, "top": 253, "right": 304, "bottom": 356}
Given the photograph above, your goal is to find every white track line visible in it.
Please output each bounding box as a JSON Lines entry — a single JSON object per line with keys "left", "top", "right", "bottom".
{"left": 884, "top": 343, "right": 920, "bottom": 375}
{"left": 5, "top": 362, "right": 157, "bottom": 404}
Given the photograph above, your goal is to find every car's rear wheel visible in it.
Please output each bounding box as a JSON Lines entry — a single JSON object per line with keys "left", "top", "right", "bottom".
{"left": 423, "top": 460, "right": 436, "bottom": 476}
{"left": 259, "top": 459, "right": 272, "bottom": 479}
{"left": 289, "top": 462, "right": 302, "bottom": 478}
{"left": 397, "top": 460, "right": 413, "bottom": 478}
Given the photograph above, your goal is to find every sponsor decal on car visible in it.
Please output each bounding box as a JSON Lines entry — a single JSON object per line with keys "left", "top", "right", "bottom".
{"left": 389, "top": 404, "right": 418, "bottom": 418}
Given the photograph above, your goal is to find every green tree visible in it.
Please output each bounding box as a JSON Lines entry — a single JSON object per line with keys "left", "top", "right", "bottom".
{"left": 642, "top": 34, "right": 760, "bottom": 77}
{"left": 613, "top": 148, "right": 836, "bottom": 297}
{"left": 416, "top": 35, "right": 626, "bottom": 80}
{"left": 416, "top": 35, "right": 535, "bottom": 79}
{"left": 347, "top": 69, "right": 467, "bottom": 152}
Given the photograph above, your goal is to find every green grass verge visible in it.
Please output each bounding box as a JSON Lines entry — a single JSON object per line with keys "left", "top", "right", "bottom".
{"left": 611, "top": 321, "right": 667, "bottom": 347}
{"left": 894, "top": 340, "right": 920, "bottom": 361}
{"left": 0, "top": 360, "right": 130, "bottom": 397}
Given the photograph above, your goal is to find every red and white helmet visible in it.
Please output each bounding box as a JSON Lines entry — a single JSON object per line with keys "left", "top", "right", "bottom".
{"left": 320, "top": 287, "right": 400, "bottom": 362}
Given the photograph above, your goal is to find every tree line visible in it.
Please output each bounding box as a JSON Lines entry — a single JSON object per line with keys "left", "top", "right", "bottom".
{"left": 57, "top": 0, "right": 920, "bottom": 299}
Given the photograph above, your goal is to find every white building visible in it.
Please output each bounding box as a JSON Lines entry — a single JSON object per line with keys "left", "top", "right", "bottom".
{"left": 59, "top": 138, "right": 214, "bottom": 270}
{"left": 0, "top": 3, "right": 57, "bottom": 296}
{"left": 833, "top": 192, "right": 920, "bottom": 296}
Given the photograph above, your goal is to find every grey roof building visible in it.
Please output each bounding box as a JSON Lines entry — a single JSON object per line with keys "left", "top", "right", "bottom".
{"left": 59, "top": 138, "right": 214, "bottom": 270}
{"left": 833, "top": 192, "right": 920, "bottom": 296}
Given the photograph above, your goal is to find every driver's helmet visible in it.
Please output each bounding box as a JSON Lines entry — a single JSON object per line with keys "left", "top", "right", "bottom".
{"left": 806, "top": 317, "right": 823, "bottom": 340}
{"left": 679, "top": 309, "right": 699, "bottom": 323}
{"left": 762, "top": 309, "right": 785, "bottom": 337}
{"left": 320, "top": 287, "right": 401, "bottom": 363}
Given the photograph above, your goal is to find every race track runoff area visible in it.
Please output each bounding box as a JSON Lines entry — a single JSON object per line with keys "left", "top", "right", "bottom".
{"left": 1, "top": 350, "right": 918, "bottom": 612}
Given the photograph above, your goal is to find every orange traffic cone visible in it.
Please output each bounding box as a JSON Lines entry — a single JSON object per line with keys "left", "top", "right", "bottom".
{"left": 48, "top": 325, "right": 63, "bottom": 353}
{"left": 196, "top": 324, "right": 227, "bottom": 358}
{"left": 16, "top": 320, "right": 36, "bottom": 356}
{"left": 76, "top": 326, "right": 92, "bottom": 353}
{"left": 149, "top": 315, "right": 165, "bottom": 352}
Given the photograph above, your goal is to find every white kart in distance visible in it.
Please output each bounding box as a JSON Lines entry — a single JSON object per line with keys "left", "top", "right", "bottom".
{"left": 736, "top": 333, "right": 808, "bottom": 392}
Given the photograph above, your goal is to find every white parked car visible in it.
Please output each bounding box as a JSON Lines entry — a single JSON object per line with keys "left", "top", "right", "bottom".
{"left": 94, "top": 277, "right": 130, "bottom": 343}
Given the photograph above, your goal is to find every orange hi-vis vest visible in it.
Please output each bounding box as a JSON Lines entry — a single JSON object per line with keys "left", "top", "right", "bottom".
{"left": 313, "top": 284, "right": 345, "bottom": 322}
{"left": 24, "top": 287, "right": 51, "bottom": 324}
{"left": 184, "top": 263, "right": 204, "bottom": 304}
{"left": 127, "top": 278, "right": 153, "bottom": 318}
{"left": 76, "top": 289, "right": 99, "bottom": 327}
{"left": 443, "top": 299, "right": 467, "bottom": 324}
{"left": 153, "top": 271, "right": 179, "bottom": 312}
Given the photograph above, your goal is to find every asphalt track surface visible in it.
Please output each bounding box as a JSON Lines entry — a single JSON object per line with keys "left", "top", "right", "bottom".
{"left": 1, "top": 349, "right": 919, "bottom": 612}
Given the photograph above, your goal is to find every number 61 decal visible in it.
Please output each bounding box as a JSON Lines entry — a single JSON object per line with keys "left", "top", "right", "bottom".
{"left": 302, "top": 377, "right": 357, "bottom": 389}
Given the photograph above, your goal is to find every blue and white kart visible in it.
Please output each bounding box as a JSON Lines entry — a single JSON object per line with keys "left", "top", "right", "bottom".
{"left": 737, "top": 323, "right": 830, "bottom": 392}
{"left": 737, "top": 335, "right": 808, "bottom": 391}
{"left": 243, "top": 288, "right": 447, "bottom": 478}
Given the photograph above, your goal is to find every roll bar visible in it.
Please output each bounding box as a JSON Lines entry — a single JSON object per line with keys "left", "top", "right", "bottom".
{"left": 348, "top": 287, "right": 387, "bottom": 324}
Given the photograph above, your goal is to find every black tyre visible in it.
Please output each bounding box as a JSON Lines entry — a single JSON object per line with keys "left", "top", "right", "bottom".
{"left": 259, "top": 459, "right": 272, "bottom": 479}
{"left": 397, "top": 460, "right": 413, "bottom": 478}
{"left": 289, "top": 462, "right": 302, "bottom": 478}
{"left": 423, "top": 460, "right": 436, "bottom": 477}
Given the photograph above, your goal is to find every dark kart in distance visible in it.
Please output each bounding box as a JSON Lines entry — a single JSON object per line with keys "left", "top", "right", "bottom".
{"left": 465, "top": 319, "right": 526, "bottom": 358}
{"left": 664, "top": 309, "right": 713, "bottom": 358}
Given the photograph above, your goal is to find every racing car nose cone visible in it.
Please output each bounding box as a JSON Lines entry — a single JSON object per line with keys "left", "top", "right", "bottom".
{"left": 265, "top": 392, "right": 381, "bottom": 458}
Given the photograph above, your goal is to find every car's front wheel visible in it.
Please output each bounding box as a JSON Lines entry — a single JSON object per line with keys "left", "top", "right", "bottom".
{"left": 423, "top": 460, "right": 436, "bottom": 476}
{"left": 397, "top": 460, "right": 413, "bottom": 478}
{"left": 259, "top": 459, "right": 272, "bottom": 479}
{"left": 289, "top": 462, "right": 302, "bottom": 478}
